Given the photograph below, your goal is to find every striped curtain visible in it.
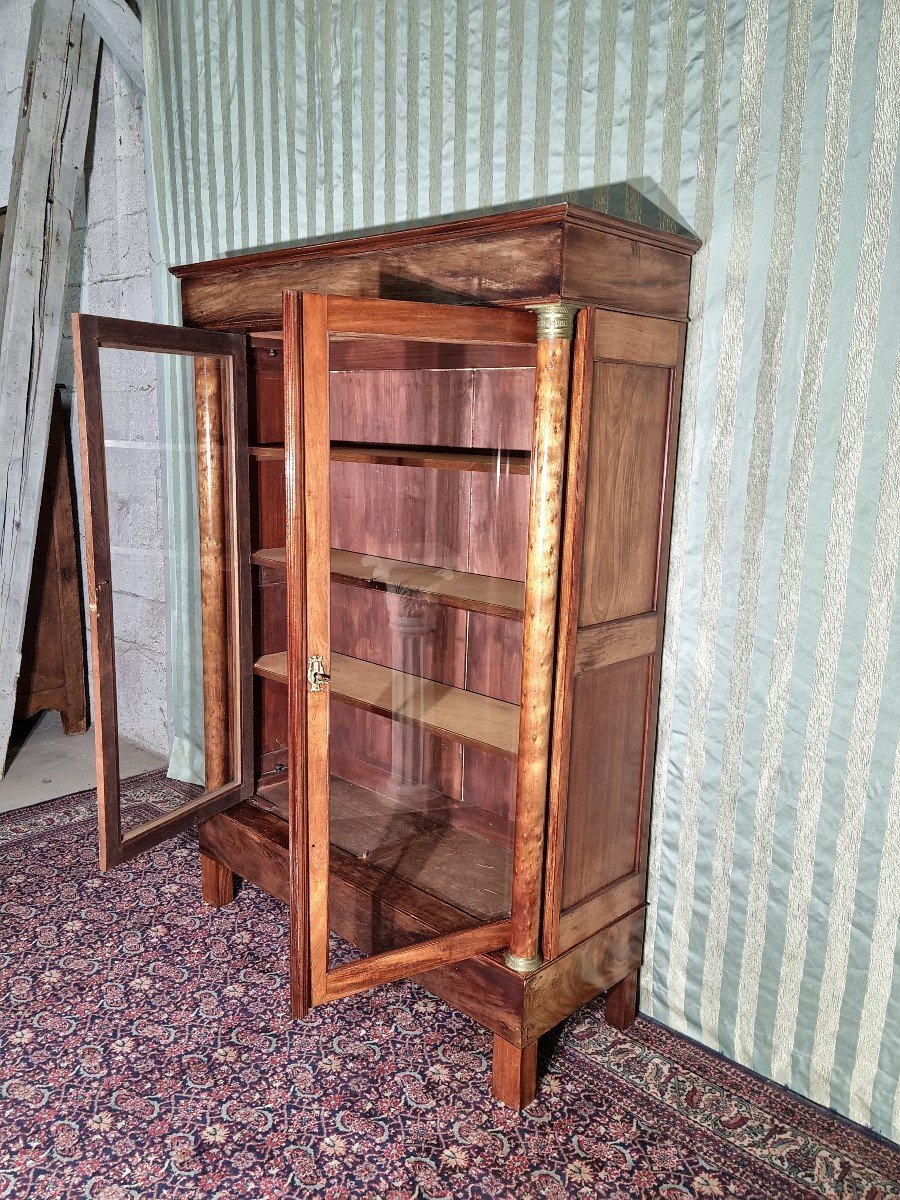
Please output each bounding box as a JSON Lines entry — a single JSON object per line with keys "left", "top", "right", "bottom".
{"left": 142, "top": 0, "right": 900, "bottom": 1141}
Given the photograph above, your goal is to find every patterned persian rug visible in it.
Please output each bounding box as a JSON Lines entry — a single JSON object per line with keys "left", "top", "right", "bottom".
{"left": 1, "top": 775, "right": 898, "bottom": 1199}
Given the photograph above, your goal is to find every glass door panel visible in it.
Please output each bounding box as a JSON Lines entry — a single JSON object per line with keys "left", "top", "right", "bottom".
{"left": 283, "top": 293, "right": 538, "bottom": 1011}
{"left": 73, "top": 316, "right": 252, "bottom": 869}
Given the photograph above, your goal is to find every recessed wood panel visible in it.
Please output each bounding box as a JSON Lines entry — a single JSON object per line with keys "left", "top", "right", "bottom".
{"left": 562, "top": 224, "right": 692, "bottom": 319}
{"left": 593, "top": 311, "right": 682, "bottom": 367}
{"left": 578, "top": 362, "right": 672, "bottom": 626}
{"left": 250, "top": 457, "right": 286, "bottom": 551}
{"left": 249, "top": 348, "right": 285, "bottom": 443}
{"left": 561, "top": 657, "right": 652, "bottom": 910}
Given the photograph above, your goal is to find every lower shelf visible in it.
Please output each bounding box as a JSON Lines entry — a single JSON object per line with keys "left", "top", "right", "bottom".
{"left": 254, "top": 651, "right": 520, "bottom": 760}
{"left": 253, "top": 776, "right": 512, "bottom": 923}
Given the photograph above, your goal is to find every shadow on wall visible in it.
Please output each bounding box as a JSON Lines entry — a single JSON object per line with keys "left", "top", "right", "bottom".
{"left": 201, "top": 182, "right": 698, "bottom": 264}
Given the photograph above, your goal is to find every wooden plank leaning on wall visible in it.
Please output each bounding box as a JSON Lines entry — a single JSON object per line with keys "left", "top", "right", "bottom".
{"left": 0, "top": 1, "right": 99, "bottom": 775}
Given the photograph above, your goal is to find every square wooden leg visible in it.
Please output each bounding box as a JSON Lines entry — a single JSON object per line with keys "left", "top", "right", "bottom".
{"left": 200, "top": 850, "right": 236, "bottom": 908}
{"left": 491, "top": 1035, "right": 538, "bottom": 1109}
{"left": 605, "top": 967, "right": 639, "bottom": 1030}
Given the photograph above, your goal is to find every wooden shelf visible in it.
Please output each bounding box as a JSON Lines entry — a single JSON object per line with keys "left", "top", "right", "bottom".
{"left": 250, "top": 333, "right": 536, "bottom": 372}
{"left": 251, "top": 547, "right": 525, "bottom": 619}
{"left": 331, "top": 442, "right": 531, "bottom": 474}
{"left": 253, "top": 652, "right": 520, "bottom": 760}
{"left": 249, "top": 442, "right": 531, "bottom": 475}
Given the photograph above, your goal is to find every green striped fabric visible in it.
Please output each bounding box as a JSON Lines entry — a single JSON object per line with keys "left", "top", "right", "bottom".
{"left": 142, "top": 0, "right": 900, "bottom": 1141}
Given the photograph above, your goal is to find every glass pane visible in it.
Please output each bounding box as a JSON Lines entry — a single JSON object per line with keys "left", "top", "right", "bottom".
{"left": 322, "top": 337, "right": 535, "bottom": 967}
{"left": 95, "top": 348, "right": 244, "bottom": 836}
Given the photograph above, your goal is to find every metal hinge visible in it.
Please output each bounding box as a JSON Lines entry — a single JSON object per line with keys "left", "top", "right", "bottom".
{"left": 307, "top": 654, "right": 330, "bottom": 692}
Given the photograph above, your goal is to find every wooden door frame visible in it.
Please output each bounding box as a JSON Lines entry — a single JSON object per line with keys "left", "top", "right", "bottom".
{"left": 72, "top": 314, "right": 253, "bottom": 869}
{"left": 283, "top": 291, "right": 538, "bottom": 1014}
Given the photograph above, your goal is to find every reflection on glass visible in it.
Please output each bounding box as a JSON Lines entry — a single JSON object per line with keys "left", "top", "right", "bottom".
{"left": 321, "top": 346, "right": 534, "bottom": 965}
{"left": 99, "top": 349, "right": 240, "bottom": 834}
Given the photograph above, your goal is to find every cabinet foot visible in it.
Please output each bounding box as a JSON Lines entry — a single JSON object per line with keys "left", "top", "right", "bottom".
{"left": 605, "top": 968, "right": 639, "bottom": 1030}
{"left": 491, "top": 1035, "right": 538, "bottom": 1109}
{"left": 200, "top": 850, "right": 236, "bottom": 907}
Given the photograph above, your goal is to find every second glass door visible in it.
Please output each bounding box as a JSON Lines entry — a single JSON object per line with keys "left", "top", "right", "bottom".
{"left": 281, "top": 292, "right": 539, "bottom": 1010}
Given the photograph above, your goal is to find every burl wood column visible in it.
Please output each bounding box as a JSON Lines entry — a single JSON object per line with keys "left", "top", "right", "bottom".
{"left": 493, "top": 304, "right": 576, "bottom": 1109}
{"left": 195, "top": 355, "right": 237, "bottom": 907}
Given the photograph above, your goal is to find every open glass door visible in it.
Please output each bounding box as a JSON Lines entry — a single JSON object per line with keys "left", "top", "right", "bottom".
{"left": 72, "top": 315, "right": 252, "bottom": 869}
{"left": 281, "top": 292, "right": 539, "bottom": 1013}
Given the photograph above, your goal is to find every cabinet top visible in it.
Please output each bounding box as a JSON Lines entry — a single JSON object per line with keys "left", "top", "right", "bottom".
{"left": 171, "top": 199, "right": 701, "bottom": 330}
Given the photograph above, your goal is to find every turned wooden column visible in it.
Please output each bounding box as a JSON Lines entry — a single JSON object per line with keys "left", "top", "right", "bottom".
{"left": 385, "top": 591, "right": 440, "bottom": 804}
{"left": 195, "top": 355, "right": 231, "bottom": 789}
{"left": 506, "top": 304, "right": 577, "bottom": 973}
{"left": 195, "top": 355, "right": 236, "bottom": 906}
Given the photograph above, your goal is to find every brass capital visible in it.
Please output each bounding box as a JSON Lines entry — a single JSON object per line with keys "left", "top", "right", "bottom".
{"left": 529, "top": 303, "right": 578, "bottom": 340}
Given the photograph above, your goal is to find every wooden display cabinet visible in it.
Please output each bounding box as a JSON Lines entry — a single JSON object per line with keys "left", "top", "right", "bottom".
{"left": 73, "top": 203, "right": 699, "bottom": 1108}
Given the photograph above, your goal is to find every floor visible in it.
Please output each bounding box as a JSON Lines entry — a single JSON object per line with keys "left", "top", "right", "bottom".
{"left": 1, "top": 773, "right": 898, "bottom": 1200}
{"left": 0, "top": 710, "right": 165, "bottom": 813}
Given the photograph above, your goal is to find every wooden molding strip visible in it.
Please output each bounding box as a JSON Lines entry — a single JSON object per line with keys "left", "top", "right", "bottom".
{"left": 573, "top": 613, "right": 658, "bottom": 675}
{"left": 249, "top": 441, "right": 532, "bottom": 475}
{"left": 557, "top": 873, "right": 647, "bottom": 956}
{"left": 249, "top": 333, "right": 537, "bottom": 372}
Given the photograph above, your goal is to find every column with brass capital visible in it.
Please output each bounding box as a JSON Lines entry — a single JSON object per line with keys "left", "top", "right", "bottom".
{"left": 505, "top": 304, "right": 578, "bottom": 974}
{"left": 194, "top": 356, "right": 230, "bottom": 792}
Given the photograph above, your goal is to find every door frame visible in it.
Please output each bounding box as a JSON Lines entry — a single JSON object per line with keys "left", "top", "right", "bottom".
{"left": 72, "top": 314, "right": 253, "bottom": 870}
{"left": 283, "top": 290, "right": 538, "bottom": 1015}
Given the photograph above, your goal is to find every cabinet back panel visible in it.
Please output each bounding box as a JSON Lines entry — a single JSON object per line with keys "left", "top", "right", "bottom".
{"left": 249, "top": 353, "right": 288, "bottom": 774}
{"left": 330, "top": 369, "right": 473, "bottom": 446}
{"left": 325, "top": 366, "right": 533, "bottom": 838}
{"left": 561, "top": 657, "right": 652, "bottom": 909}
{"left": 578, "top": 362, "right": 672, "bottom": 626}
{"left": 543, "top": 308, "right": 688, "bottom": 960}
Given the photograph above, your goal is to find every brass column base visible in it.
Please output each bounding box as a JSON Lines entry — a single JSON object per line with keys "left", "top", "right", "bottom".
{"left": 504, "top": 951, "right": 544, "bottom": 974}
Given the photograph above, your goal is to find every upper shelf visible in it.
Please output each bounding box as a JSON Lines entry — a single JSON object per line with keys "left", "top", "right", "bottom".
{"left": 249, "top": 334, "right": 536, "bottom": 372}
{"left": 254, "top": 652, "right": 520, "bottom": 761}
{"left": 249, "top": 442, "right": 532, "bottom": 475}
{"left": 251, "top": 547, "right": 525, "bottom": 620}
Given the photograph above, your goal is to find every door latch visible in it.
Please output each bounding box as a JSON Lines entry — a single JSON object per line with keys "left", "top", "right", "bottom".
{"left": 307, "top": 654, "right": 330, "bottom": 692}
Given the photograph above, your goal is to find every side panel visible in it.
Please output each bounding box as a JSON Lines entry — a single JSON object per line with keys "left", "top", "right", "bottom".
{"left": 543, "top": 309, "right": 686, "bottom": 959}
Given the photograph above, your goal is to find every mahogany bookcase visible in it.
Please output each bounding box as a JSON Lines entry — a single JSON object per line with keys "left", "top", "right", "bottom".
{"left": 73, "top": 202, "right": 699, "bottom": 1108}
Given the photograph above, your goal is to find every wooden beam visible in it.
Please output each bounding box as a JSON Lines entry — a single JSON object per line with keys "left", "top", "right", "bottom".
{"left": 0, "top": 1, "right": 100, "bottom": 776}
{"left": 79, "top": 0, "right": 145, "bottom": 97}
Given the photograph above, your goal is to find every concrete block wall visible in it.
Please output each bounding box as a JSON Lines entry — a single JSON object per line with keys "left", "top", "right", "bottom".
{"left": 1, "top": 2, "right": 170, "bottom": 761}
{"left": 0, "top": 5, "right": 30, "bottom": 206}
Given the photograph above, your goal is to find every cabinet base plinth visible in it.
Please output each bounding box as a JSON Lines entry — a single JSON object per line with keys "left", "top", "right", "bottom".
{"left": 199, "top": 802, "right": 647, "bottom": 1100}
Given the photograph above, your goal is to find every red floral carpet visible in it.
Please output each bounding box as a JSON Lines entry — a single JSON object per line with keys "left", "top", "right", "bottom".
{"left": 1, "top": 775, "right": 898, "bottom": 1199}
